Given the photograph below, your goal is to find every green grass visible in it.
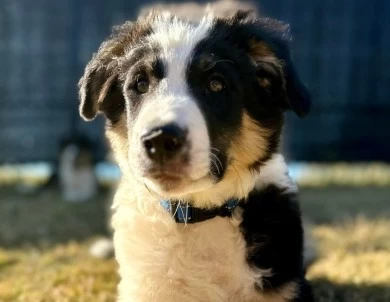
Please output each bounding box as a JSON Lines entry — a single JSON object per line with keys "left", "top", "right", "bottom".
{"left": 0, "top": 186, "right": 389, "bottom": 301}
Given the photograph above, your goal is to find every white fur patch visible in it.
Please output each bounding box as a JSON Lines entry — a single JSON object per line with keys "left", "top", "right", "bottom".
{"left": 113, "top": 154, "right": 298, "bottom": 301}
{"left": 255, "top": 154, "right": 297, "bottom": 193}
{"left": 129, "top": 14, "right": 215, "bottom": 195}
{"left": 113, "top": 187, "right": 269, "bottom": 301}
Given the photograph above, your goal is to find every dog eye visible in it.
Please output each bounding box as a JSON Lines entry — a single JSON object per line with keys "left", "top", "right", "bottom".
{"left": 136, "top": 78, "right": 149, "bottom": 94}
{"left": 208, "top": 77, "right": 224, "bottom": 92}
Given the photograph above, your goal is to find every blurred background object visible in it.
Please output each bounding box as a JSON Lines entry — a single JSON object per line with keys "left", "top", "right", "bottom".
{"left": 0, "top": 1, "right": 389, "bottom": 301}
{"left": 139, "top": 0, "right": 259, "bottom": 21}
{"left": 58, "top": 136, "right": 97, "bottom": 202}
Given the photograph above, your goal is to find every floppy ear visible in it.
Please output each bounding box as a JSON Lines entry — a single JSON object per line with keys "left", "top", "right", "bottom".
{"left": 78, "top": 19, "right": 151, "bottom": 122}
{"left": 241, "top": 16, "right": 311, "bottom": 117}
{"left": 78, "top": 60, "right": 120, "bottom": 121}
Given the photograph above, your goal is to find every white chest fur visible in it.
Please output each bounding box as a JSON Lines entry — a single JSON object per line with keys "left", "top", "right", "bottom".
{"left": 112, "top": 155, "right": 295, "bottom": 301}
{"left": 112, "top": 201, "right": 268, "bottom": 302}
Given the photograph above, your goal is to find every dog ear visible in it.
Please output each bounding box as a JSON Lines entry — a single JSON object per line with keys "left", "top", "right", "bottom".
{"left": 235, "top": 14, "right": 311, "bottom": 117}
{"left": 78, "top": 60, "right": 119, "bottom": 121}
{"left": 78, "top": 19, "right": 153, "bottom": 122}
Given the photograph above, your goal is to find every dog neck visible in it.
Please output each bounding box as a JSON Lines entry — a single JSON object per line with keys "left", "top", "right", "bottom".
{"left": 157, "top": 153, "right": 295, "bottom": 224}
{"left": 159, "top": 198, "right": 240, "bottom": 224}
{"left": 113, "top": 154, "right": 296, "bottom": 215}
{"left": 181, "top": 154, "right": 297, "bottom": 208}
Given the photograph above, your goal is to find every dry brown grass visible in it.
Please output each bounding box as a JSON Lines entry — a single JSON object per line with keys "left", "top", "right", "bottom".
{"left": 0, "top": 186, "right": 389, "bottom": 301}
{"left": 0, "top": 243, "right": 118, "bottom": 301}
{"left": 307, "top": 218, "right": 390, "bottom": 302}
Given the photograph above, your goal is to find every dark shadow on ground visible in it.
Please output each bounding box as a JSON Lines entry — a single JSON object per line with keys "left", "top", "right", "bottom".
{"left": 300, "top": 186, "right": 390, "bottom": 224}
{"left": 312, "top": 278, "right": 390, "bottom": 302}
{"left": 0, "top": 186, "right": 111, "bottom": 248}
{"left": 2, "top": 186, "right": 390, "bottom": 248}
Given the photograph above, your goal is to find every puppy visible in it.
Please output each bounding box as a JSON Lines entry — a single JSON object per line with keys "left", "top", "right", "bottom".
{"left": 79, "top": 10, "right": 314, "bottom": 302}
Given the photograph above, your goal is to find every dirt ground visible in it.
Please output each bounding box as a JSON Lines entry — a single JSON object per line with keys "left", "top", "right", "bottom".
{"left": 0, "top": 186, "right": 389, "bottom": 301}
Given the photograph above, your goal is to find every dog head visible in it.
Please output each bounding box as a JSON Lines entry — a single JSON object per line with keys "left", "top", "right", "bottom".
{"left": 79, "top": 12, "right": 310, "bottom": 205}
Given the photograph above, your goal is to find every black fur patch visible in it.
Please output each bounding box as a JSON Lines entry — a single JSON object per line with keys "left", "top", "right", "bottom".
{"left": 239, "top": 185, "right": 314, "bottom": 300}
{"left": 186, "top": 49, "right": 245, "bottom": 181}
{"left": 186, "top": 17, "right": 288, "bottom": 177}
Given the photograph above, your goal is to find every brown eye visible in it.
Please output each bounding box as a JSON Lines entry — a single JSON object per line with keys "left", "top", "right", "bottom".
{"left": 208, "top": 78, "right": 224, "bottom": 92}
{"left": 136, "top": 78, "right": 149, "bottom": 94}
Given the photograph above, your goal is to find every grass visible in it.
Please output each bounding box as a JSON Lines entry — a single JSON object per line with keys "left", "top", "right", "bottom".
{"left": 0, "top": 243, "right": 118, "bottom": 301}
{"left": 0, "top": 186, "right": 389, "bottom": 301}
{"left": 301, "top": 187, "right": 390, "bottom": 302}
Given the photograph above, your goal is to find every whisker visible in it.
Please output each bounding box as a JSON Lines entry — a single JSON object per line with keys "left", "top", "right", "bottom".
{"left": 184, "top": 200, "right": 189, "bottom": 227}
{"left": 210, "top": 156, "right": 220, "bottom": 175}
{"left": 211, "top": 152, "right": 223, "bottom": 171}
{"left": 171, "top": 200, "right": 180, "bottom": 219}
{"left": 175, "top": 199, "right": 189, "bottom": 226}
{"left": 143, "top": 182, "right": 153, "bottom": 196}
{"left": 210, "top": 153, "right": 222, "bottom": 174}
{"left": 178, "top": 200, "right": 186, "bottom": 224}
{"left": 211, "top": 147, "right": 222, "bottom": 153}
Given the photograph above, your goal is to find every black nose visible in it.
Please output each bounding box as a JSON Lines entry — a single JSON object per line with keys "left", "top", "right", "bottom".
{"left": 141, "top": 124, "right": 186, "bottom": 162}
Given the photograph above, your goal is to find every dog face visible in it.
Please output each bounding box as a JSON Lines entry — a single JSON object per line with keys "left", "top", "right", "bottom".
{"left": 79, "top": 12, "right": 310, "bottom": 201}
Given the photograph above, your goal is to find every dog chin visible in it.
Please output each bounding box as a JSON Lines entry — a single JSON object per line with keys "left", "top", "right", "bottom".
{"left": 143, "top": 174, "right": 214, "bottom": 198}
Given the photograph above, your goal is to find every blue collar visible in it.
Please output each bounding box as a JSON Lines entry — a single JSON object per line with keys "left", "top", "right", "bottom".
{"left": 160, "top": 199, "right": 240, "bottom": 224}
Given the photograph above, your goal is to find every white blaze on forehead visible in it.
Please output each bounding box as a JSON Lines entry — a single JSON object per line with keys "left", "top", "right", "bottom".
{"left": 138, "top": 13, "right": 213, "bottom": 130}
{"left": 147, "top": 13, "right": 213, "bottom": 93}
{"left": 131, "top": 14, "right": 214, "bottom": 184}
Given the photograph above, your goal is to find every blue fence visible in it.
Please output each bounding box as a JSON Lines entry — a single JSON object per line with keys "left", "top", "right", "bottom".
{"left": 0, "top": 0, "right": 389, "bottom": 162}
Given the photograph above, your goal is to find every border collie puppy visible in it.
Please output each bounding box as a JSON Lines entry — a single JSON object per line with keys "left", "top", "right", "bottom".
{"left": 79, "top": 10, "right": 314, "bottom": 302}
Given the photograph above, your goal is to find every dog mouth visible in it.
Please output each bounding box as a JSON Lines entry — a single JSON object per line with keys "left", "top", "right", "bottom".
{"left": 149, "top": 171, "right": 183, "bottom": 182}
{"left": 141, "top": 164, "right": 213, "bottom": 194}
{"left": 141, "top": 165, "right": 188, "bottom": 188}
{"left": 145, "top": 173, "right": 186, "bottom": 193}
{"left": 138, "top": 150, "right": 228, "bottom": 193}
